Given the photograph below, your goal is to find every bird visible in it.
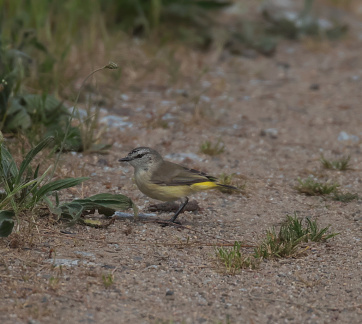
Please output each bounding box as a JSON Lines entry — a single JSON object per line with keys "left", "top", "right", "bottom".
{"left": 119, "top": 147, "right": 237, "bottom": 224}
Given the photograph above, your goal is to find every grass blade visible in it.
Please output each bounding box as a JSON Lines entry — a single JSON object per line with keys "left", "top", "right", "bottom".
{"left": 15, "top": 136, "right": 54, "bottom": 185}
{"left": 34, "top": 177, "right": 88, "bottom": 201}
{"left": 0, "top": 178, "right": 41, "bottom": 210}
{"left": 0, "top": 144, "right": 18, "bottom": 184}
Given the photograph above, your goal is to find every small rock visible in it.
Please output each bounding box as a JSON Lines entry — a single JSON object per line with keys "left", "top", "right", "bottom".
{"left": 120, "top": 94, "right": 129, "bottom": 101}
{"left": 260, "top": 128, "right": 278, "bottom": 139}
{"left": 28, "top": 320, "right": 41, "bottom": 324}
{"left": 310, "top": 83, "right": 320, "bottom": 90}
{"left": 100, "top": 115, "right": 133, "bottom": 129}
{"left": 174, "top": 88, "right": 187, "bottom": 95}
{"left": 165, "top": 152, "right": 204, "bottom": 162}
{"left": 277, "top": 62, "right": 290, "bottom": 69}
{"left": 146, "top": 265, "right": 158, "bottom": 270}
{"left": 97, "top": 158, "right": 108, "bottom": 166}
{"left": 349, "top": 75, "right": 360, "bottom": 81}
{"left": 337, "top": 131, "right": 359, "bottom": 143}
{"left": 202, "top": 81, "right": 211, "bottom": 88}
{"left": 74, "top": 251, "right": 95, "bottom": 258}
{"left": 200, "top": 95, "right": 210, "bottom": 103}
{"left": 133, "top": 256, "right": 143, "bottom": 261}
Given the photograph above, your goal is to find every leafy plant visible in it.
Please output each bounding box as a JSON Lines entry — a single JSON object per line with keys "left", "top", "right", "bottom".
{"left": 0, "top": 134, "right": 88, "bottom": 236}
{"left": 0, "top": 42, "right": 83, "bottom": 150}
{"left": 295, "top": 177, "right": 339, "bottom": 196}
{"left": 320, "top": 155, "right": 351, "bottom": 171}
{"left": 1, "top": 27, "right": 118, "bottom": 151}
{"left": 0, "top": 132, "right": 136, "bottom": 236}
{"left": 55, "top": 193, "right": 136, "bottom": 225}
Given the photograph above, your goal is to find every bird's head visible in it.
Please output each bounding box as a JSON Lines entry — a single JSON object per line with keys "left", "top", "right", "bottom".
{"left": 119, "top": 147, "right": 163, "bottom": 169}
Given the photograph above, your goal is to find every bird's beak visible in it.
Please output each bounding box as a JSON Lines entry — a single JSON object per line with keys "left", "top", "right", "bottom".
{"left": 119, "top": 156, "right": 131, "bottom": 162}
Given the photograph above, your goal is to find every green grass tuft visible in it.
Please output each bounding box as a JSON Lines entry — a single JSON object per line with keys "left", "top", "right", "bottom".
{"left": 295, "top": 177, "right": 339, "bottom": 196}
{"left": 216, "top": 214, "right": 338, "bottom": 273}
{"left": 320, "top": 155, "right": 351, "bottom": 171}
{"left": 200, "top": 139, "right": 225, "bottom": 156}
{"left": 102, "top": 273, "right": 114, "bottom": 289}
{"left": 254, "top": 214, "right": 339, "bottom": 259}
{"left": 332, "top": 192, "right": 359, "bottom": 203}
{"left": 216, "top": 241, "right": 259, "bottom": 274}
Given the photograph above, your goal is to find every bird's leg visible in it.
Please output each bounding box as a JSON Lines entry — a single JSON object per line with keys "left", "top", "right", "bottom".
{"left": 169, "top": 197, "right": 189, "bottom": 223}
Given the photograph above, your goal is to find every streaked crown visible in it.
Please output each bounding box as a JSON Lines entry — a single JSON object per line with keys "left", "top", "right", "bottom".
{"left": 119, "top": 147, "right": 163, "bottom": 169}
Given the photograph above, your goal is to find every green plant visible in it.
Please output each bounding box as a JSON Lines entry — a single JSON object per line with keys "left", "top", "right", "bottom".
{"left": 0, "top": 37, "right": 116, "bottom": 152}
{"left": 295, "top": 177, "right": 339, "bottom": 195}
{"left": 305, "top": 217, "right": 339, "bottom": 242}
{"left": 0, "top": 134, "right": 88, "bottom": 236}
{"left": 102, "top": 273, "right": 114, "bottom": 288}
{"left": 216, "top": 241, "right": 259, "bottom": 274}
{"left": 200, "top": 139, "right": 225, "bottom": 156}
{"left": 54, "top": 193, "right": 136, "bottom": 226}
{"left": 0, "top": 58, "right": 135, "bottom": 237}
{"left": 1, "top": 0, "right": 233, "bottom": 79}
{"left": 1, "top": 1, "right": 104, "bottom": 96}
{"left": 0, "top": 132, "right": 136, "bottom": 236}
{"left": 216, "top": 214, "right": 338, "bottom": 272}
{"left": 254, "top": 214, "right": 339, "bottom": 259}
{"left": 320, "top": 155, "right": 351, "bottom": 171}
{"left": 332, "top": 192, "right": 359, "bottom": 203}
{"left": 0, "top": 41, "right": 82, "bottom": 150}
{"left": 253, "top": 226, "right": 302, "bottom": 259}
{"left": 49, "top": 276, "right": 61, "bottom": 290}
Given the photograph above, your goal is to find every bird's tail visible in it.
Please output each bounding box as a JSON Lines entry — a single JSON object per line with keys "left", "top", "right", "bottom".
{"left": 190, "top": 181, "right": 239, "bottom": 192}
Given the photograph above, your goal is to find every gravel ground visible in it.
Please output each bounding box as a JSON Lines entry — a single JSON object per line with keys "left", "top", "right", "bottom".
{"left": 1, "top": 5, "right": 362, "bottom": 324}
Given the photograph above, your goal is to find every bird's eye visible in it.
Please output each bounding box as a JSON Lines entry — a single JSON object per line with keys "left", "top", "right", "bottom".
{"left": 136, "top": 153, "right": 144, "bottom": 159}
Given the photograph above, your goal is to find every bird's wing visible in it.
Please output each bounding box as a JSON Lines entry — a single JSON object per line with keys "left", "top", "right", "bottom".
{"left": 150, "top": 161, "right": 216, "bottom": 186}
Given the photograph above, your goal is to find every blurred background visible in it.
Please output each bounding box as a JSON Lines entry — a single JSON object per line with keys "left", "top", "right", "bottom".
{"left": 0, "top": 0, "right": 360, "bottom": 150}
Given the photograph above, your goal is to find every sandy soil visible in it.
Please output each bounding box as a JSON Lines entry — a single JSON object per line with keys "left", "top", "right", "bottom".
{"left": 1, "top": 5, "right": 362, "bottom": 324}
